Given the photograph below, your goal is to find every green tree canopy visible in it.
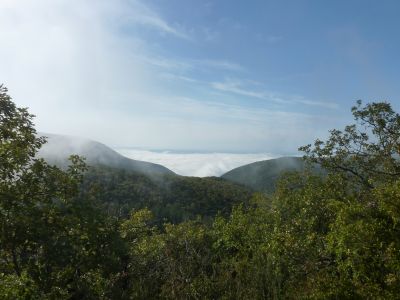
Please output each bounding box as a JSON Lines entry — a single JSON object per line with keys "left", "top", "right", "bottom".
{"left": 300, "top": 100, "right": 400, "bottom": 188}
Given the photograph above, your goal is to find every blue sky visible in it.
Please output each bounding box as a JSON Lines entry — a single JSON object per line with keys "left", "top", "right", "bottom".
{"left": 0, "top": 0, "right": 399, "bottom": 154}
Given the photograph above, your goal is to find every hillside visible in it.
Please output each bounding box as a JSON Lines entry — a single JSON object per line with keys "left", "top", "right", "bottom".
{"left": 37, "top": 133, "right": 174, "bottom": 176}
{"left": 81, "top": 166, "right": 253, "bottom": 223}
{"left": 38, "top": 134, "right": 253, "bottom": 223}
{"left": 221, "top": 156, "right": 308, "bottom": 192}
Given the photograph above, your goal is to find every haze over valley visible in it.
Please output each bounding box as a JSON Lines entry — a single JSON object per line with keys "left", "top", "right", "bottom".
{"left": 115, "top": 148, "right": 277, "bottom": 177}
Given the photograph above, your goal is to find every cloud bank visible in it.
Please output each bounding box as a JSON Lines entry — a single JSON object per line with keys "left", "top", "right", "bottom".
{"left": 116, "top": 149, "right": 276, "bottom": 177}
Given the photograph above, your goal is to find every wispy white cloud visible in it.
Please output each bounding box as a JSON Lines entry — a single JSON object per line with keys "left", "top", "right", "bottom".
{"left": 194, "top": 59, "right": 244, "bottom": 71}
{"left": 0, "top": 0, "right": 342, "bottom": 154}
{"left": 211, "top": 79, "right": 288, "bottom": 104}
{"left": 160, "top": 73, "right": 200, "bottom": 83}
{"left": 292, "top": 97, "right": 339, "bottom": 109}
{"left": 211, "top": 79, "right": 338, "bottom": 109}
{"left": 137, "top": 55, "right": 244, "bottom": 73}
{"left": 137, "top": 55, "right": 192, "bottom": 71}
{"left": 124, "top": 0, "right": 190, "bottom": 39}
{"left": 33, "top": 89, "right": 338, "bottom": 153}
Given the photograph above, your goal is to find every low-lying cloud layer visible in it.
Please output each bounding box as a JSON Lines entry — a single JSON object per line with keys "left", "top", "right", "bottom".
{"left": 116, "top": 149, "right": 276, "bottom": 177}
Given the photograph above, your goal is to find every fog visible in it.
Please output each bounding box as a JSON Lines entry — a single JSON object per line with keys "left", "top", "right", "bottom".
{"left": 37, "top": 133, "right": 278, "bottom": 177}
{"left": 37, "top": 133, "right": 174, "bottom": 175}
{"left": 116, "top": 149, "right": 277, "bottom": 177}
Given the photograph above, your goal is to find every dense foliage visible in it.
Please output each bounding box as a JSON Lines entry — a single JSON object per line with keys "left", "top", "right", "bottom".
{"left": 80, "top": 166, "right": 253, "bottom": 223}
{"left": 1, "top": 84, "right": 399, "bottom": 299}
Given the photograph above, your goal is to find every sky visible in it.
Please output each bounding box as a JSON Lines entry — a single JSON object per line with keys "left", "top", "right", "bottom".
{"left": 1, "top": 0, "right": 399, "bottom": 155}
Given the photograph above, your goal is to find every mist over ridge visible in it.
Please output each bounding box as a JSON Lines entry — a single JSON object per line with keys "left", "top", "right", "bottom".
{"left": 37, "top": 133, "right": 174, "bottom": 176}
{"left": 36, "top": 132, "right": 298, "bottom": 178}
{"left": 116, "top": 148, "right": 279, "bottom": 177}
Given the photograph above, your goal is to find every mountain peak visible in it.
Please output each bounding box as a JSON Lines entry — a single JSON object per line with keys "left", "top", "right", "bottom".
{"left": 37, "top": 133, "right": 174, "bottom": 176}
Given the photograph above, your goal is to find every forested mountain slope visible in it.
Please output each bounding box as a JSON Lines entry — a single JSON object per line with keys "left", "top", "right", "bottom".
{"left": 37, "top": 134, "right": 253, "bottom": 223}
{"left": 221, "top": 156, "right": 306, "bottom": 192}
{"left": 38, "top": 134, "right": 299, "bottom": 218}
{"left": 81, "top": 166, "right": 253, "bottom": 223}
{"left": 37, "top": 133, "right": 174, "bottom": 176}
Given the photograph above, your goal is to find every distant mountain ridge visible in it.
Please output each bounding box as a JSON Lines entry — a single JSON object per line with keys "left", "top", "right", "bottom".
{"left": 36, "top": 133, "right": 255, "bottom": 223}
{"left": 37, "top": 134, "right": 316, "bottom": 219}
{"left": 38, "top": 134, "right": 315, "bottom": 193}
{"left": 37, "top": 133, "right": 174, "bottom": 176}
{"left": 221, "top": 157, "right": 308, "bottom": 192}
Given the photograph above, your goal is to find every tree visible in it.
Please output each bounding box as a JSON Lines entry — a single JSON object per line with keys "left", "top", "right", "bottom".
{"left": 0, "top": 84, "right": 46, "bottom": 181}
{"left": 300, "top": 100, "right": 400, "bottom": 189}
{"left": 0, "top": 85, "right": 125, "bottom": 299}
{"left": 296, "top": 101, "right": 400, "bottom": 298}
